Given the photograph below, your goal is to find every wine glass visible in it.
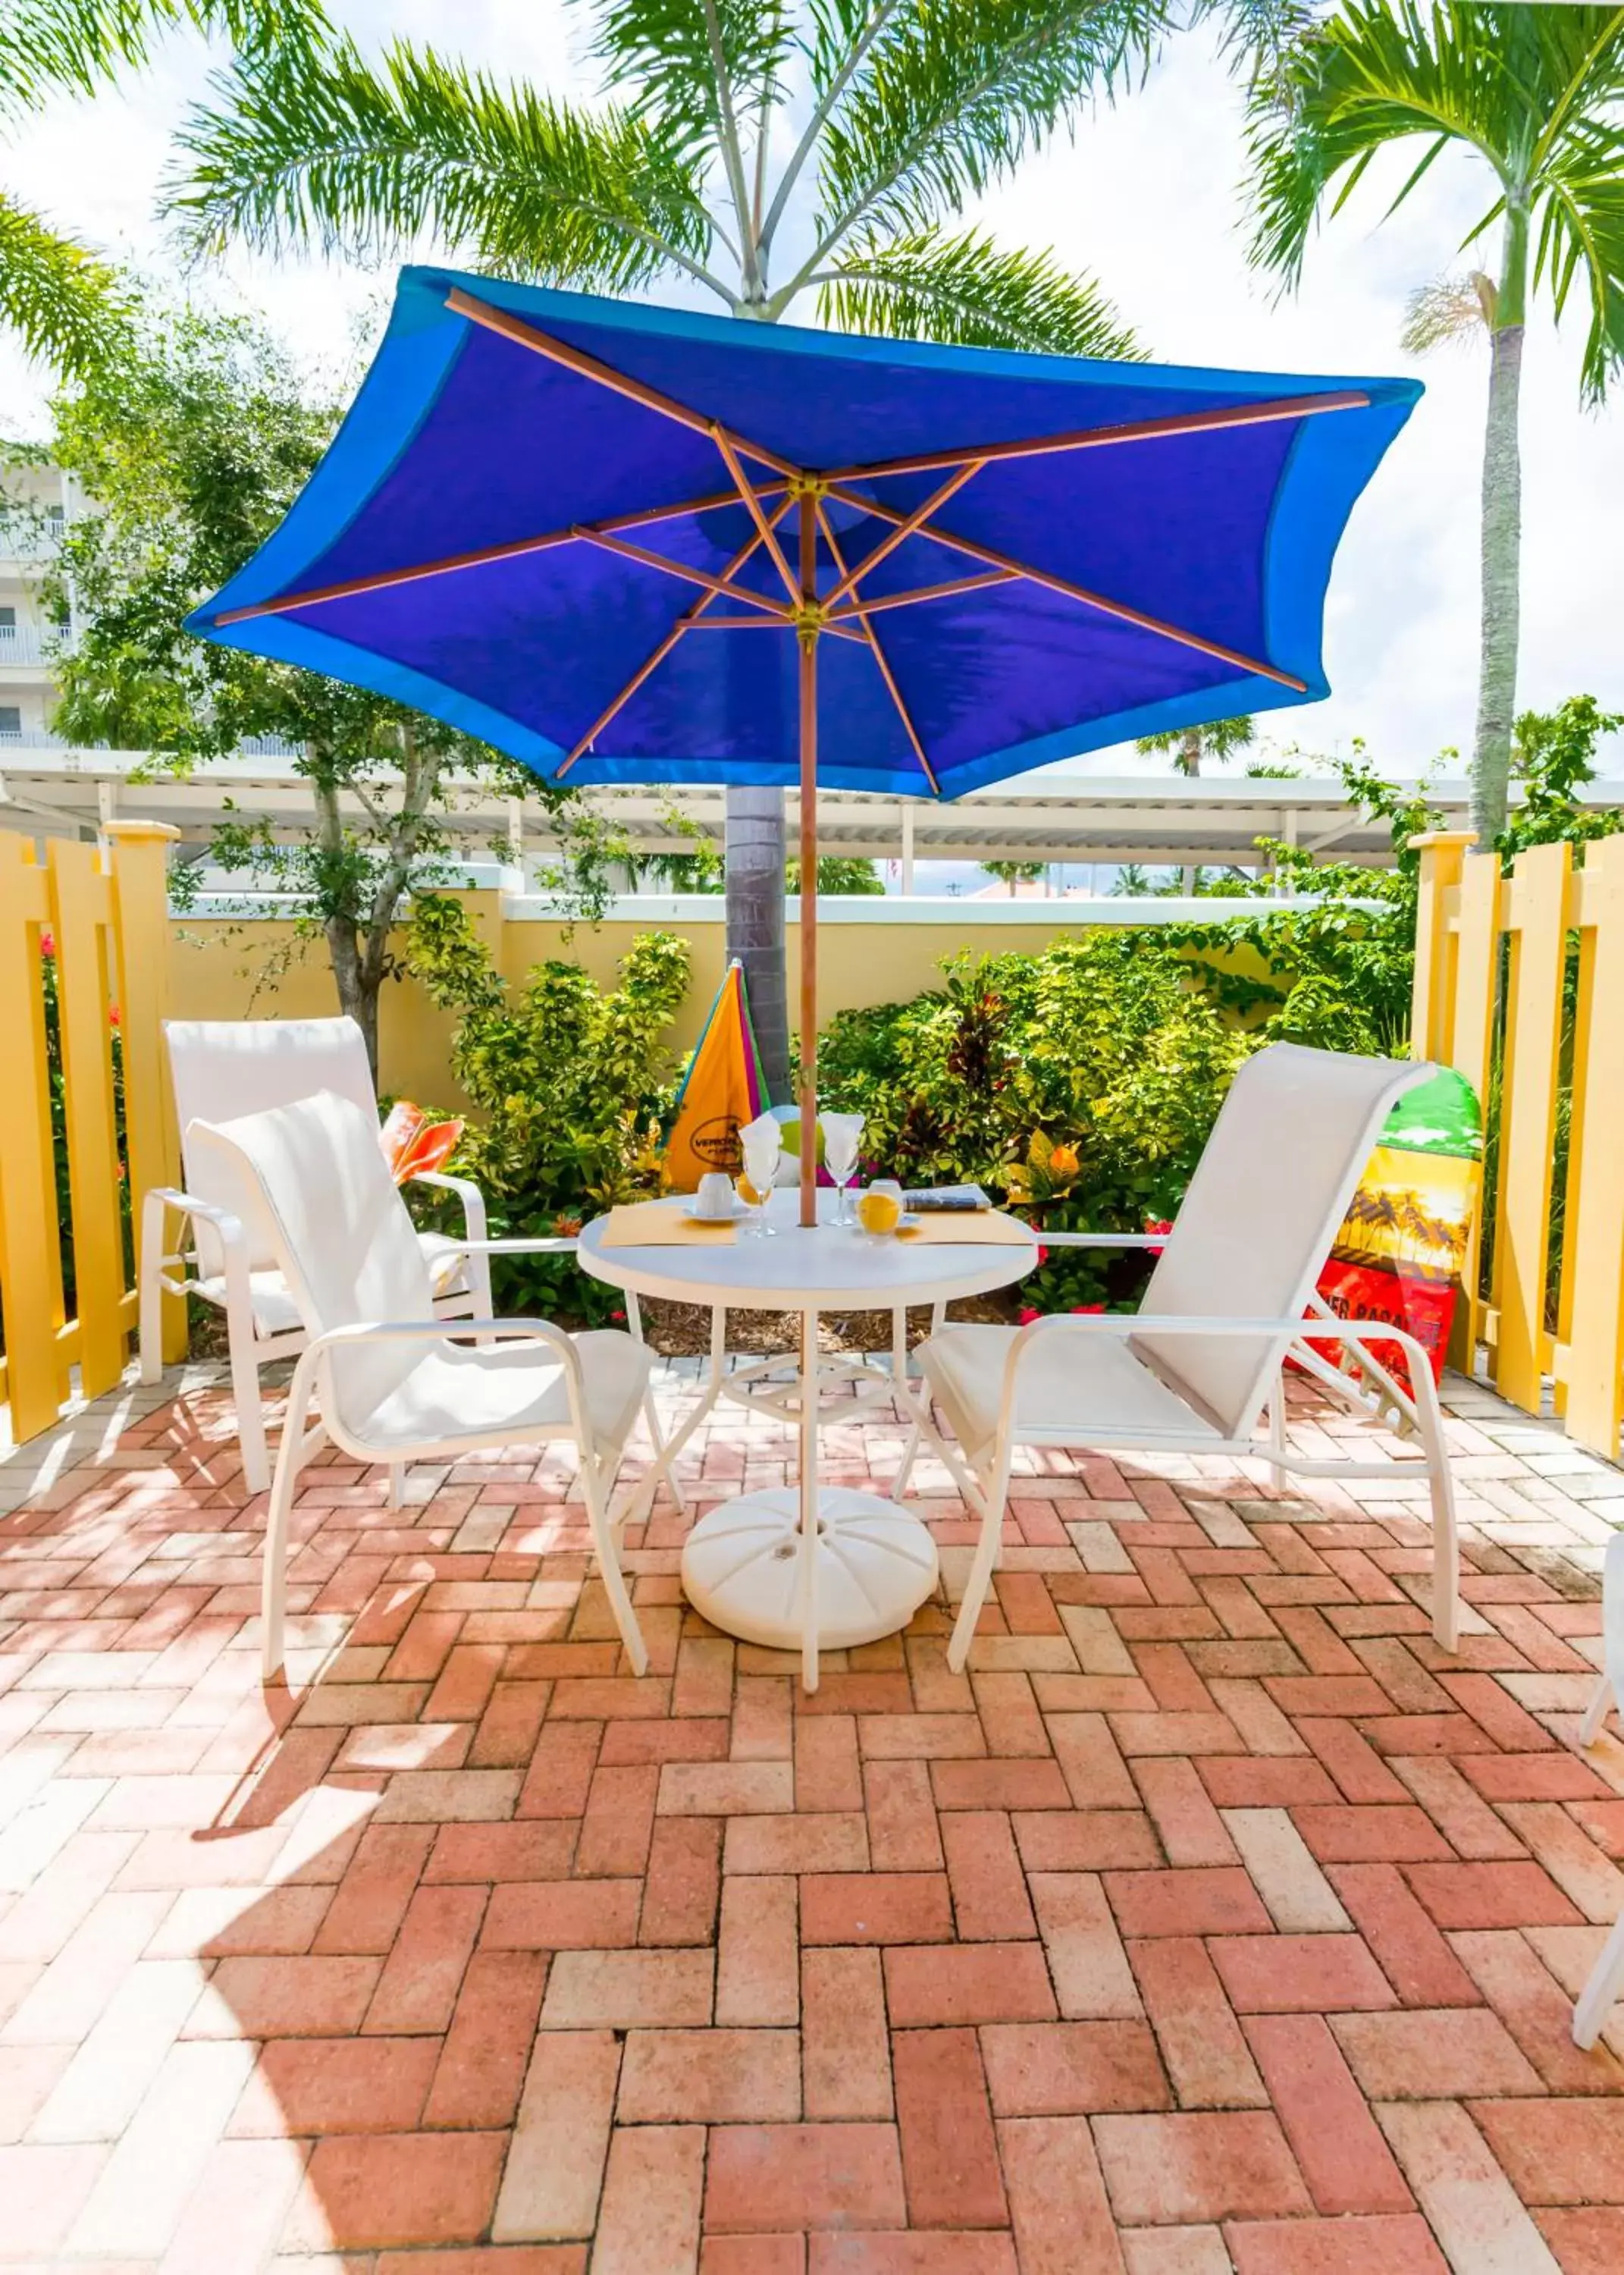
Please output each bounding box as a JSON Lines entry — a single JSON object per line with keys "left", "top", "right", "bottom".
{"left": 820, "top": 1112, "right": 864, "bottom": 1225}
{"left": 740, "top": 1125, "right": 781, "bottom": 1238}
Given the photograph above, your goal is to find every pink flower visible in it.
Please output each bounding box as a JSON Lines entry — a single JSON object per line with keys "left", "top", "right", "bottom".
{"left": 1018, "top": 1306, "right": 1042, "bottom": 1325}
{"left": 39, "top": 927, "right": 54, "bottom": 959}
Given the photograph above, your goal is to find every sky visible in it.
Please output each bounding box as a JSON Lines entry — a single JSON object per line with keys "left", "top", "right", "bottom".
{"left": 4, "top": 0, "right": 1622, "bottom": 785}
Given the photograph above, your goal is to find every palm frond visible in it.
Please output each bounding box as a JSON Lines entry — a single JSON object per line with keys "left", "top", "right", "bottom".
{"left": 585, "top": 0, "right": 795, "bottom": 166}
{"left": 0, "top": 187, "right": 133, "bottom": 375}
{"left": 1242, "top": 0, "right": 1531, "bottom": 285}
{"left": 1399, "top": 269, "right": 1494, "bottom": 353}
{"left": 169, "top": 38, "right": 722, "bottom": 299}
{"left": 809, "top": 0, "right": 1164, "bottom": 263}
{"left": 814, "top": 225, "right": 1140, "bottom": 357}
{"left": 1535, "top": 117, "right": 1624, "bottom": 403}
{"left": 0, "top": 0, "right": 328, "bottom": 118}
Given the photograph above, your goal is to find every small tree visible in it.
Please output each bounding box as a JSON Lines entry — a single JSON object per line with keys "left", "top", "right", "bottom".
{"left": 42, "top": 300, "right": 603, "bottom": 1081}
{"left": 983, "top": 860, "right": 1049, "bottom": 896}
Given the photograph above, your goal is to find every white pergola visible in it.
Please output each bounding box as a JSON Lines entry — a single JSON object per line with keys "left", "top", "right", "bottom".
{"left": 4, "top": 743, "right": 1621, "bottom": 883}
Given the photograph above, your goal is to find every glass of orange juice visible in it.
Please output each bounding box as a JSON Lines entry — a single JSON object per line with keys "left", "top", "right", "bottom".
{"left": 856, "top": 1179, "right": 904, "bottom": 1237}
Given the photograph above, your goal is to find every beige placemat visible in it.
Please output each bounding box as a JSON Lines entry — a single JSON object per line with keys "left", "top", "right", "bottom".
{"left": 600, "top": 1201, "right": 737, "bottom": 1248}
{"left": 894, "top": 1210, "right": 1036, "bottom": 1247}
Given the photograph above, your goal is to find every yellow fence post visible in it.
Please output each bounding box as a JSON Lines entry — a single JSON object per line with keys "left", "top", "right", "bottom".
{"left": 1447, "top": 850, "right": 1503, "bottom": 1371}
{"left": 1409, "top": 830, "right": 1474, "bottom": 1062}
{"left": 1494, "top": 839, "right": 1572, "bottom": 1412}
{"left": 105, "top": 821, "right": 185, "bottom": 1364}
{"left": 47, "top": 837, "right": 127, "bottom": 1401}
{"left": 1563, "top": 834, "right": 1624, "bottom": 1456}
{"left": 0, "top": 832, "right": 69, "bottom": 1439}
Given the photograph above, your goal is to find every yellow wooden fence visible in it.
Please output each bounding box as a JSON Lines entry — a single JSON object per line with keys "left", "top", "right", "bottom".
{"left": 1411, "top": 828, "right": 1624, "bottom": 1458}
{"left": 0, "top": 821, "right": 183, "bottom": 1447}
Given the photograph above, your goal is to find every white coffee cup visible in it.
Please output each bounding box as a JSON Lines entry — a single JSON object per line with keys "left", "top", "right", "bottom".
{"left": 694, "top": 1172, "right": 736, "bottom": 1219}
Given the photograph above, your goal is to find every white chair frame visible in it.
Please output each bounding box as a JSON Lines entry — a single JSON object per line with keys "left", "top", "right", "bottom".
{"left": 139, "top": 1170, "right": 498, "bottom": 1495}
{"left": 898, "top": 1232, "right": 1463, "bottom": 1674}
{"left": 262, "top": 1315, "right": 667, "bottom": 1682}
{"left": 1572, "top": 1530, "right": 1624, "bottom": 2051}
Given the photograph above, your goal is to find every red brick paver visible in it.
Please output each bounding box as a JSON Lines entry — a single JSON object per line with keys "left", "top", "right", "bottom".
{"left": 0, "top": 1358, "right": 1619, "bottom": 2270}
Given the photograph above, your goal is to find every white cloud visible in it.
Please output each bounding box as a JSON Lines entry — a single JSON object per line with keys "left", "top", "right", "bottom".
{"left": 3, "top": 5, "right": 1619, "bottom": 777}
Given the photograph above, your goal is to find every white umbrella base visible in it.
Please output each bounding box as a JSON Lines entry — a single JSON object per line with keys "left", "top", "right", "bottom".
{"left": 681, "top": 1486, "right": 940, "bottom": 1652}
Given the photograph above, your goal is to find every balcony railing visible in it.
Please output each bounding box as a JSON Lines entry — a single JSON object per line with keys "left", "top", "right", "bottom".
{"left": 0, "top": 626, "right": 47, "bottom": 665}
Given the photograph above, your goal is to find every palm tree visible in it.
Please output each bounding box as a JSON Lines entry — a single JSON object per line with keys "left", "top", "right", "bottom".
{"left": 168, "top": 0, "right": 1244, "bottom": 1098}
{"left": 0, "top": 1, "right": 323, "bottom": 375}
{"left": 1243, "top": 2, "right": 1624, "bottom": 846}
{"left": 1136, "top": 711, "right": 1256, "bottom": 777}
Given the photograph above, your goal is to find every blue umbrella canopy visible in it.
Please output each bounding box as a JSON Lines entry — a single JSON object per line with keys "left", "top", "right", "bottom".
{"left": 190, "top": 265, "right": 1418, "bottom": 799}
{"left": 190, "top": 267, "right": 1419, "bottom": 1221}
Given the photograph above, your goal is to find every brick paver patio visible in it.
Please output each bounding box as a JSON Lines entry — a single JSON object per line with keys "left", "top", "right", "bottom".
{"left": 2, "top": 1354, "right": 1623, "bottom": 2273}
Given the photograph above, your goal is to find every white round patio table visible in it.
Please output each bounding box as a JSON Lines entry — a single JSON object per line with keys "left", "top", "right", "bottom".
{"left": 578, "top": 1187, "right": 1037, "bottom": 1690}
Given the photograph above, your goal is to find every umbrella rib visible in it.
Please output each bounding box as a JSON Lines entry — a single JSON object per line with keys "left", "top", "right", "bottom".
{"left": 560, "top": 500, "right": 797, "bottom": 772}
{"left": 817, "top": 501, "right": 940, "bottom": 797}
{"left": 208, "top": 485, "right": 782, "bottom": 627}
{"left": 823, "top": 482, "right": 1308, "bottom": 692}
{"left": 711, "top": 427, "right": 801, "bottom": 603}
{"left": 825, "top": 567, "right": 1018, "bottom": 621}
{"left": 446, "top": 285, "right": 799, "bottom": 479}
{"left": 574, "top": 526, "right": 798, "bottom": 620}
{"left": 823, "top": 462, "right": 983, "bottom": 609}
{"left": 823, "top": 388, "right": 1371, "bottom": 483}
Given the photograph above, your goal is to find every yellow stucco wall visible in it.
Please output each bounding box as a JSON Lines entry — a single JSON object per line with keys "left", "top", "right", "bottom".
{"left": 168, "top": 896, "right": 1121, "bottom": 1106}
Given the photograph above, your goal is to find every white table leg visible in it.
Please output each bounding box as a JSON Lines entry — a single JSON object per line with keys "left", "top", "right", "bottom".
{"left": 801, "top": 1307, "right": 820, "bottom": 1694}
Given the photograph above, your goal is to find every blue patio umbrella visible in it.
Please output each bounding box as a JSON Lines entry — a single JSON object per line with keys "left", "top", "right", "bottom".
{"left": 190, "top": 265, "right": 1419, "bottom": 1223}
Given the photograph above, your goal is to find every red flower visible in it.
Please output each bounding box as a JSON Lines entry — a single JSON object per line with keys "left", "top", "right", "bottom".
{"left": 610, "top": 1307, "right": 626, "bottom": 1323}
{"left": 39, "top": 927, "right": 54, "bottom": 959}
{"left": 1071, "top": 1302, "right": 1105, "bottom": 1314}
{"left": 1018, "top": 1306, "right": 1042, "bottom": 1325}
{"left": 1144, "top": 1216, "right": 1173, "bottom": 1254}
{"left": 1036, "top": 1244, "right": 1049, "bottom": 1266}
{"left": 108, "top": 1003, "right": 121, "bottom": 1028}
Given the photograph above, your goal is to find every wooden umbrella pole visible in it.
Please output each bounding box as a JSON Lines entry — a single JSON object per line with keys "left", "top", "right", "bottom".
{"left": 798, "top": 491, "right": 819, "bottom": 1231}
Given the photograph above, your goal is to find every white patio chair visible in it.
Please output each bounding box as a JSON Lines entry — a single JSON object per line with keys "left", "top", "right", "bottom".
{"left": 901, "top": 1043, "right": 1463, "bottom": 1672}
{"left": 188, "top": 1087, "right": 674, "bottom": 1680}
{"left": 1572, "top": 1531, "right": 1624, "bottom": 2050}
{"left": 138, "top": 1017, "right": 506, "bottom": 1492}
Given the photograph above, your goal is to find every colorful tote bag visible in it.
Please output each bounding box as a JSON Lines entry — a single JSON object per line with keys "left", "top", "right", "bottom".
{"left": 1308, "top": 1066, "right": 1483, "bottom": 1395}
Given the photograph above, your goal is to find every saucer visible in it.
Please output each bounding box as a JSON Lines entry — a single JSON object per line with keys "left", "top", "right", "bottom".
{"left": 685, "top": 1200, "right": 751, "bottom": 1225}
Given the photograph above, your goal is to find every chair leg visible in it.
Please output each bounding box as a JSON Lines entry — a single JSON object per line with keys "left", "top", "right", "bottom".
{"left": 1580, "top": 1671, "right": 1613, "bottom": 1748}
{"left": 138, "top": 1191, "right": 166, "bottom": 1387}
{"left": 1413, "top": 1370, "right": 1460, "bottom": 1652}
{"left": 579, "top": 1448, "right": 649, "bottom": 1678}
{"left": 892, "top": 1421, "right": 922, "bottom": 1499}
{"left": 1572, "top": 1905, "right": 1624, "bottom": 2050}
{"left": 388, "top": 1462, "right": 406, "bottom": 1508}
{"left": 946, "top": 1451, "right": 1013, "bottom": 1676}
{"left": 230, "top": 1326, "right": 272, "bottom": 1498}
{"left": 262, "top": 1352, "right": 318, "bottom": 1680}
{"left": 641, "top": 1385, "right": 686, "bottom": 1517}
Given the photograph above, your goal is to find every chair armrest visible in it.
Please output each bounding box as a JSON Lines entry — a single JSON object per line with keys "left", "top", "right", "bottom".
{"left": 411, "top": 1170, "right": 488, "bottom": 1244}
{"left": 306, "top": 1314, "right": 585, "bottom": 1384}
{"left": 435, "top": 1235, "right": 580, "bottom": 1258}
{"left": 141, "top": 1186, "right": 248, "bottom": 1269}
{"left": 1031, "top": 1232, "right": 1165, "bottom": 1249}
{"left": 996, "top": 1309, "right": 1437, "bottom": 1406}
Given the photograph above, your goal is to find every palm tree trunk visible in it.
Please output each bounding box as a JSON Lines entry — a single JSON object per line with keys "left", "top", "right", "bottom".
{"left": 1471, "top": 202, "right": 1528, "bottom": 848}
{"left": 726, "top": 783, "right": 789, "bottom": 1099}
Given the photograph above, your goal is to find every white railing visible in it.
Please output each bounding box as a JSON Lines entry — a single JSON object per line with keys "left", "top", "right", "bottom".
{"left": 0, "top": 626, "right": 46, "bottom": 665}
{"left": 0, "top": 729, "right": 67, "bottom": 749}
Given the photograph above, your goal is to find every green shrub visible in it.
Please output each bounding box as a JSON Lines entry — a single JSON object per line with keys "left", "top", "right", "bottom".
{"left": 817, "top": 933, "right": 1254, "bottom": 1310}
{"left": 403, "top": 896, "right": 690, "bottom": 1324}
